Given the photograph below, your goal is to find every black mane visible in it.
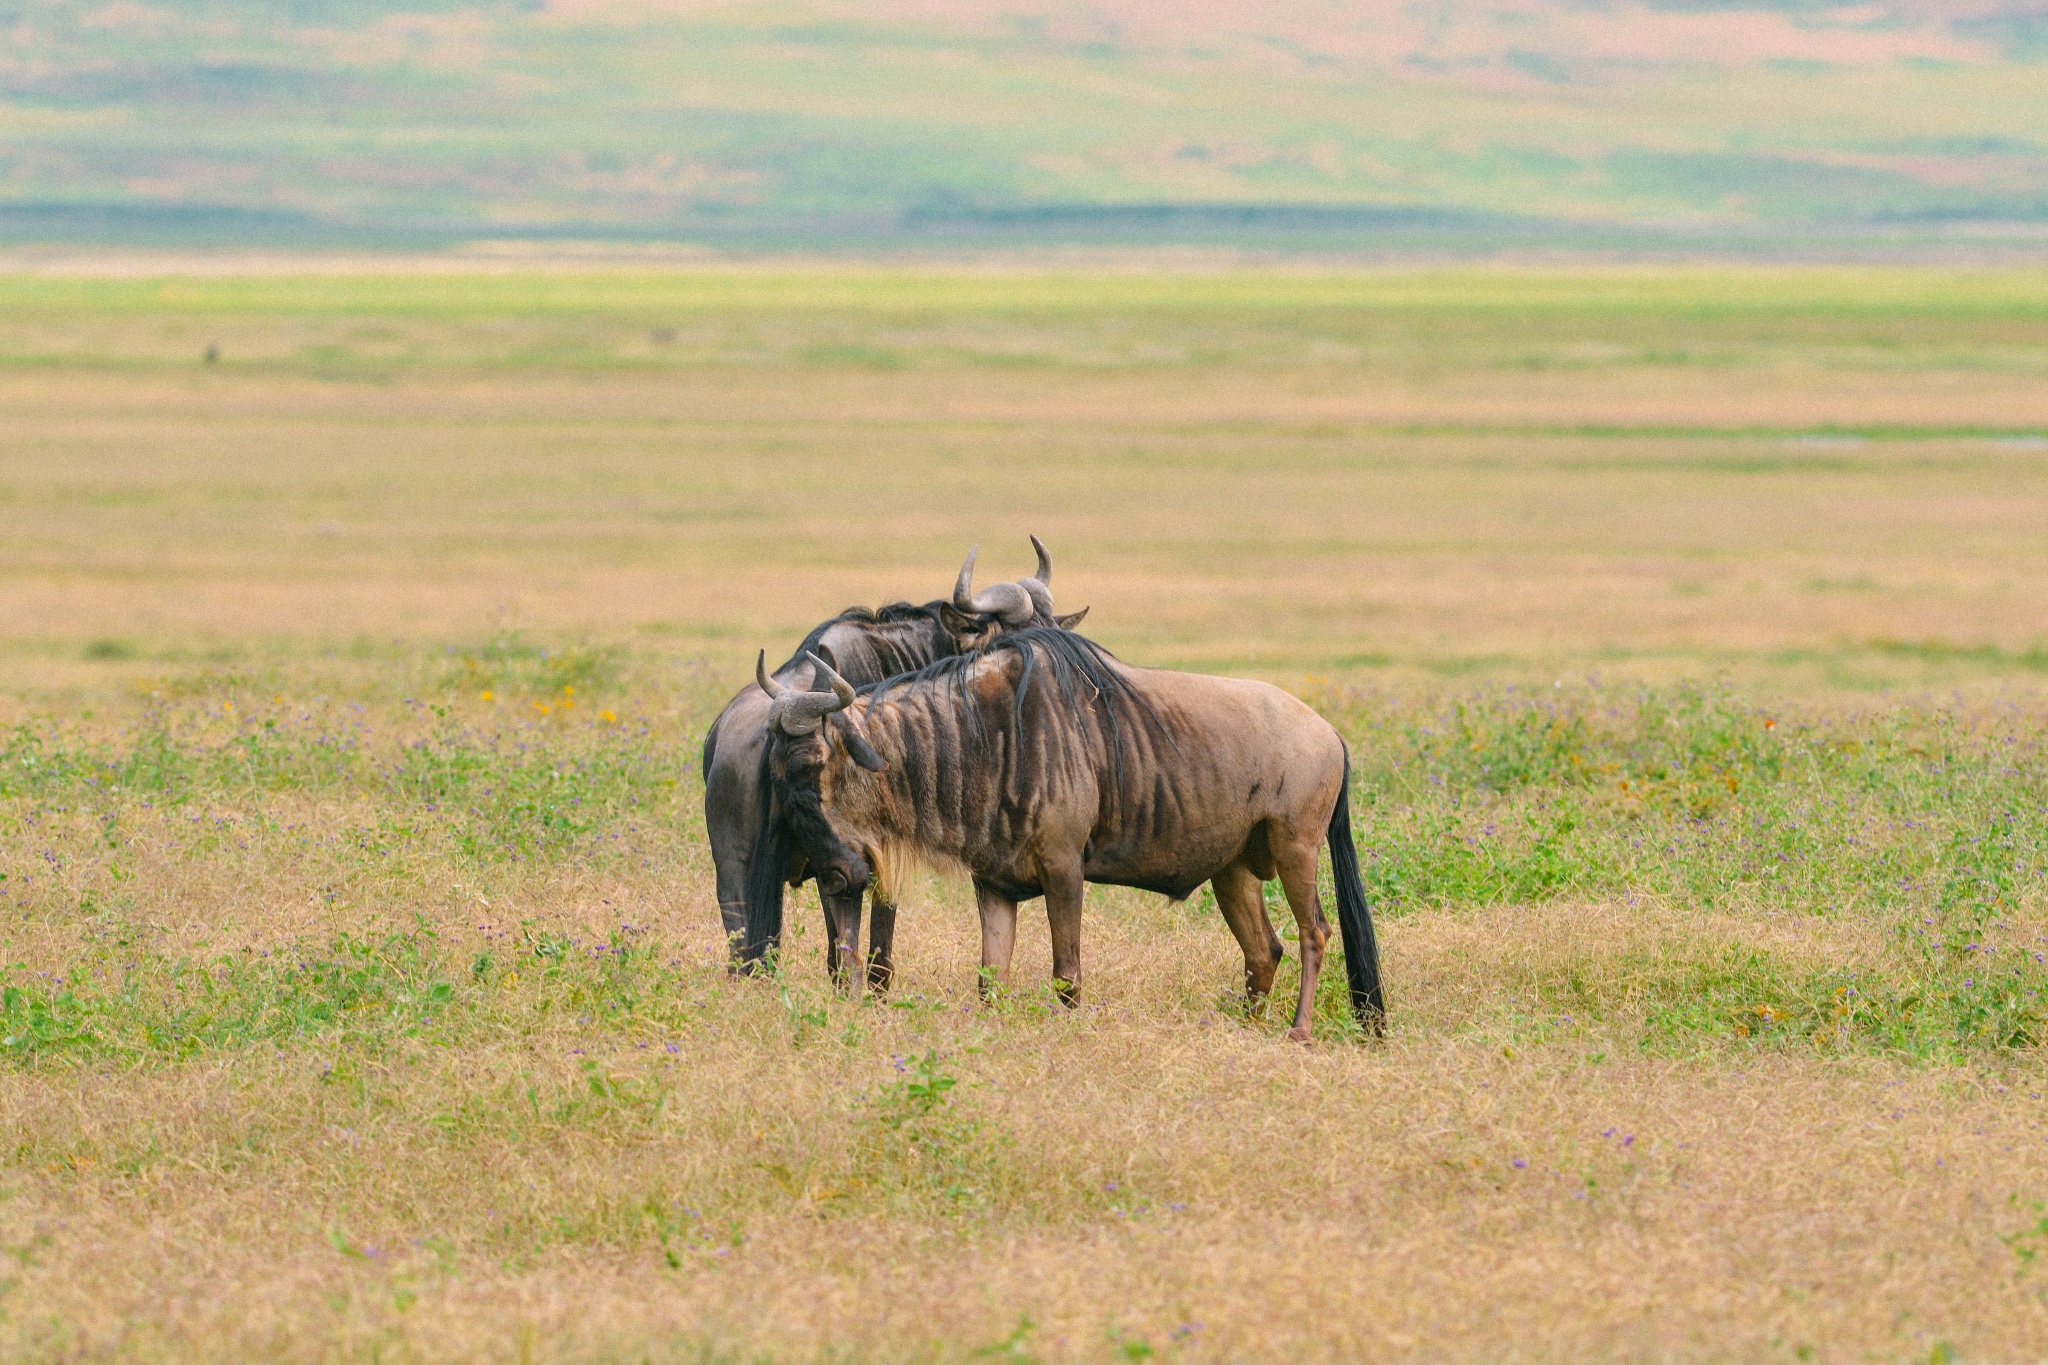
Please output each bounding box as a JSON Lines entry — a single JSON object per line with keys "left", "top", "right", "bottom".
{"left": 771, "top": 601, "right": 944, "bottom": 676}
{"left": 863, "top": 626, "right": 1170, "bottom": 782}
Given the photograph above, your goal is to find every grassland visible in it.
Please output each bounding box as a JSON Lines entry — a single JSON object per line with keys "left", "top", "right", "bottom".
{"left": 0, "top": 262, "right": 2045, "bottom": 1362}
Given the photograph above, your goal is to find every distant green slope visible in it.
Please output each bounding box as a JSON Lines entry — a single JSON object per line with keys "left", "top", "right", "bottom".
{"left": 3, "top": 1, "right": 2047, "bottom": 248}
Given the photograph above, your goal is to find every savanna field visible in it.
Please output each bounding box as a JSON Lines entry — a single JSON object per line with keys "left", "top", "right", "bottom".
{"left": 0, "top": 262, "right": 2047, "bottom": 1362}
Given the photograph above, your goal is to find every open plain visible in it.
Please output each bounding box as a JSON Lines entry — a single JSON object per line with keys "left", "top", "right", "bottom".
{"left": 0, "top": 263, "right": 2045, "bottom": 1362}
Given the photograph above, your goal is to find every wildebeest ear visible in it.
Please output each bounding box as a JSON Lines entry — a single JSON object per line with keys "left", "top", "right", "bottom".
{"left": 937, "top": 601, "right": 981, "bottom": 636}
{"left": 1055, "top": 607, "right": 1090, "bottom": 629}
{"left": 833, "top": 714, "right": 888, "bottom": 772}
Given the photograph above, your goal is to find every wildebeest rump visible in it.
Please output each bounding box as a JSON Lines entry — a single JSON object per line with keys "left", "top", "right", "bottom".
{"left": 748, "top": 628, "right": 1386, "bottom": 1039}
{"left": 701, "top": 540, "right": 1085, "bottom": 985}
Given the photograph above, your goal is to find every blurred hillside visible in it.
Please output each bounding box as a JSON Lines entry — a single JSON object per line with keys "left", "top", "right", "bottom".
{"left": 4, "top": 0, "right": 2047, "bottom": 250}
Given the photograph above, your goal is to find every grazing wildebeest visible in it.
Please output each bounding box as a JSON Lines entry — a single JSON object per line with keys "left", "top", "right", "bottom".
{"left": 702, "top": 540, "right": 1085, "bottom": 985}
{"left": 746, "top": 628, "right": 1386, "bottom": 1040}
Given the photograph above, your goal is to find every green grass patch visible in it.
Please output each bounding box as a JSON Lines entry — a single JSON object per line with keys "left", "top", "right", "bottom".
{"left": 1334, "top": 682, "right": 2048, "bottom": 920}
{"left": 0, "top": 929, "right": 460, "bottom": 1063}
{"left": 0, "top": 918, "right": 702, "bottom": 1067}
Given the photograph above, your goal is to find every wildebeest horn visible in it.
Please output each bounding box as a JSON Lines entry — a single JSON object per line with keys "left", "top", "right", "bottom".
{"left": 757, "top": 648, "right": 850, "bottom": 735}
{"left": 953, "top": 544, "right": 1036, "bottom": 626}
{"left": 1019, "top": 534, "right": 1058, "bottom": 620}
{"left": 952, "top": 544, "right": 982, "bottom": 611}
{"left": 1020, "top": 576, "right": 1055, "bottom": 622}
{"left": 755, "top": 650, "right": 786, "bottom": 699}
{"left": 1029, "top": 534, "right": 1052, "bottom": 586}
{"left": 804, "top": 651, "right": 857, "bottom": 711}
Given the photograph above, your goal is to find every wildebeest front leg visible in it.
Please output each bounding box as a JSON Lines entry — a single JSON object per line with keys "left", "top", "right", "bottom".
{"left": 1043, "top": 867, "right": 1086, "bottom": 1008}
{"left": 823, "top": 891, "right": 864, "bottom": 995}
{"left": 973, "top": 879, "right": 1019, "bottom": 1001}
{"left": 1275, "top": 841, "right": 1333, "bottom": 1042}
{"left": 865, "top": 897, "right": 898, "bottom": 995}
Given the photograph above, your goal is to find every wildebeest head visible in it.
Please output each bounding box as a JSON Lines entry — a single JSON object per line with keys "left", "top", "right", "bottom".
{"left": 941, "top": 536, "right": 1088, "bottom": 645}
{"left": 756, "top": 649, "right": 884, "bottom": 905}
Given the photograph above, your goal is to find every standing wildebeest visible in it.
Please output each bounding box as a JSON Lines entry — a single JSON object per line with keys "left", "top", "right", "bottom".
{"left": 747, "top": 628, "right": 1386, "bottom": 1039}
{"left": 702, "top": 540, "right": 1085, "bottom": 985}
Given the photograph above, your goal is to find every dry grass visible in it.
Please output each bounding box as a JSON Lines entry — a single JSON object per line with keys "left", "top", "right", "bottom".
{"left": 3, "top": 364, "right": 2048, "bottom": 692}
{"left": 0, "top": 266, "right": 2044, "bottom": 1362}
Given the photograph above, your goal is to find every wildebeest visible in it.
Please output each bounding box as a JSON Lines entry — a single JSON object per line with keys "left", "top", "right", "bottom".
{"left": 747, "top": 628, "right": 1386, "bottom": 1040}
{"left": 702, "top": 540, "right": 1085, "bottom": 985}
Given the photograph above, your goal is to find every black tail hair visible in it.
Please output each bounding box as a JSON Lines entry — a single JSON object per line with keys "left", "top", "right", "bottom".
{"left": 740, "top": 743, "right": 788, "bottom": 966}
{"left": 1326, "top": 745, "right": 1386, "bottom": 1036}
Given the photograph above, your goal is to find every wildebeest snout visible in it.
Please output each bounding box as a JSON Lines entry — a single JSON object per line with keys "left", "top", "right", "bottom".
{"left": 818, "top": 854, "right": 871, "bottom": 899}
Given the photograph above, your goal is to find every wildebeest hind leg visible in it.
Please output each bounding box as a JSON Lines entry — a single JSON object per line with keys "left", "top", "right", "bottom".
{"left": 973, "top": 879, "right": 1019, "bottom": 1002}
{"left": 1211, "top": 861, "right": 1281, "bottom": 1013}
{"left": 866, "top": 898, "right": 898, "bottom": 995}
{"left": 1276, "top": 840, "right": 1333, "bottom": 1043}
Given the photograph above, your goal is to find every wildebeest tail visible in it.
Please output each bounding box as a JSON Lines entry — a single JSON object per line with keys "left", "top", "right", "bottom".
{"left": 740, "top": 743, "right": 787, "bottom": 967}
{"left": 1326, "top": 745, "right": 1387, "bottom": 1035}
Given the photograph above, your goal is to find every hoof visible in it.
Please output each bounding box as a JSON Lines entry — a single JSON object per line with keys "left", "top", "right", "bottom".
{"left": 1287, "top": 1024, "right": 1314, "bottom": 1044}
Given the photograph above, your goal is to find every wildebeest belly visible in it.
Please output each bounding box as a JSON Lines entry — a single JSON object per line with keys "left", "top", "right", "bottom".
{"left": 1079, "top": 808, "right": 1262, "bottom": 902}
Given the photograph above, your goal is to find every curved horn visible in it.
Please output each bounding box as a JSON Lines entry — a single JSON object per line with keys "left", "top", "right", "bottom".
{"left": 1020, "top": 576, "right": 1055, "bottom": 622}
{"left": 973, "top": 581, "right": 1036, "bottom": 626}
{"left": 805, "top": 652, "right": 857, "bottom": 711}
{"left": 769, "top": 692, "right": 843, "bottom": 736}
{"left": 761, "top": 652, "right": 850, "bottom": 736}
{"left": 755, "top": 649, "right": 787, "bottom": 699}
{"left": 953, "top": 544, "right": 981, "bottom": 613}
{"left": 952, "top": 544, "right": 1036, "bottom": 625}
{"left": 1029, "top": 534, "right": 1051, "bottom": 586}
